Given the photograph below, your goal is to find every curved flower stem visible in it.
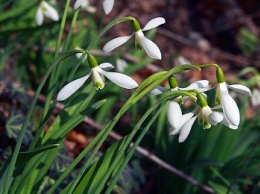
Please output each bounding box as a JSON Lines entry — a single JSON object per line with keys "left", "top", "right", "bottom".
{"left": 2, "top": 50, "right": 79, "bottom": 194}
{"left": 43, "top": 0, "right": 71, "bottom": 119}
{"left": 198, "top": 63, "right": 219, "bottom": 69}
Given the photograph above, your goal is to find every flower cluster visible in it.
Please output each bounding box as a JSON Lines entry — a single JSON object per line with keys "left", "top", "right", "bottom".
{"left": 42, "top": 0, "right": 252, "bottom": 144}
{"left": 35, "top": 0, "right": 115, "bottom": 26}
{"left": 151, "top": 67, "right": 252, "bottom": 143}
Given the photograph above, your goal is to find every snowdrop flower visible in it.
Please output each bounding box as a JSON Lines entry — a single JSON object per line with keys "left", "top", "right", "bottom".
{"left": 252, "top": 89, "right": 260, "bottom": 107}
{"left": 73, "top": 0, "right": 96, "bottom": 12}
{"left": 103, "top": 0, "right": 115, "bottom": 14}
{"left": 116, "top": 59, "right": 128, "bottom": 72}
{"left": 168, "top": 93, "right": 223, "bottom": 143}
{"left": 75, "top": 47, "right": 87, "bottom": 61}
{"left": 57, "top": 52, "right": 138, "bottom": 101}
{"left": 150, "top": 76, "right": 209, "bottom": 96}
{"left": 103, "top": 17, "right": 165, "bottom": 60}
{"left": 35, "top": 1, "right": 59, "bottom": 26}
{"left": 177, "top": 55, "right": 191, "bottom": 65}
{"left": 215, "top": 67, "right": 251, "bottom": 129}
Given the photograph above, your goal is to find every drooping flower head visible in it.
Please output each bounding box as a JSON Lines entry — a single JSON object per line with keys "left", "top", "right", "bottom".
{"left": 57, "top": 51, "right": 138, "bottom": 101}
{"left": 74, "top": 0, "right": 114, "bottom": 14}
{"left": 215, "top": 67, "right": 251, "bottom": 129}
{"left": 35, "top": 1, "right": 59, "bottom": 26}
{"left": 73, "top": 0, "right": 96, "bottom": 12}
{"left": 168, "top": 91, "right": 223, "bottom": 143}
{"left": 103, "top": 17, "right": 166, "bottom": 60}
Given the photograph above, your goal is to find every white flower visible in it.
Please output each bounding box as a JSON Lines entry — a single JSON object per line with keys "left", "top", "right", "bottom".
{"left": 167, "top": 103, "right": 223, "bottom": 143}
{"left": 35, "top": 1, "right": 59, "bottom": 26}
{"left": 57, "top": 63, "right": 138, "bottom": 101}
{"left": 150, "top": 80, "right": 209, "bottom": 96}
{"left": 74, "top": 0, "right": 96, "bottom": 12}
{"left": 252, "top": 89, "right": 260, "bottom": 107}
{"left": 103, "top": 0, "right": 115, "bottom": 14}
{"left": 116, "top": 59, "right": 128, "bottom": 72}
{"left": 177, "top": 55, "right": 190, "bottom": 65}
{"left": 103, "top": 17, "right": 165, "bottom": 60}
{"left": 75, "top": 47, "right": 87, "bottom": 61}
{"left": 216, "top": 82, "right": 251, "bottom": 129}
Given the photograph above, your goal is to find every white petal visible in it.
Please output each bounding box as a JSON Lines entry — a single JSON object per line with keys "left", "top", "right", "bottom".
{"left": 98, "top": 68, "right": 138, "bottom": 89}
{"left": 181, "top": 112, "right": 195, "bottom": 125}
{"left": 136, "top": 31, "right": 162, "bottom": 60}
{"left": 228, "top": 84, "right": 252, "bottom": 96}
{"left": 74, "top": 0, "right": 86, "bottom": 10}
{"left": 181, "top": 80, "right": 209, "bottom": 90}
{"left": 116, "top": 59, "right": 128, "bottom": 72}
{"left": 57, "top": 74, "right": 90, "bottom": 101}
{"left": 252, "top": 89, "right": 260, "bottom": 107}
{"left": 221, "top": 117, "right": 238, "bottom": 130}
{"left": 149, "top": 86, "right": 168, "bottom": 96}
{"left": 92, "top": 68, "right": 105, "bottom": 89}
{"left": 103, "top": 0, "right": 114, "bottom": 14}
{"left": 179, "top": 116, "right": 197, "bottom": 143}
{"left": 35, "top": 6, "right": 43, "bottom": 26}
{"left": 103, "top": 35, "right": 133, "bottom": 53}
{"left": 42, "top": 1, "right": 59, "bottom": 21}
{"left": 99, "top": 63, "right": 114, "bottom": 70}
{"left": 170, "top": 127, "right": 181, "bottom": 135}
{"left": 167, "top": 101, "right": 182, "bottom": 129}
{"left": 208, "top": 112, "right": 223, "bottom": 125}
{"left": 222, "top": 93, "right": 240, "bottom": 126}
{"left": 142, "top": 17, "right": 166, "bottom": 31}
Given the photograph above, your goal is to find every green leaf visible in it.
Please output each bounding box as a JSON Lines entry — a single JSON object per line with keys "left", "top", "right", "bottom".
{"left": 71, "top": 137, "right": 128, "bottom": 194}
{"left": 6, "top": 111, "right": 33, "bottom": 146}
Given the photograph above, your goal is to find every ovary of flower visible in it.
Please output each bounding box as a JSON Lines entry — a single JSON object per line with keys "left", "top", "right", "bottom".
{"left": 35, "top": 1, "right": 59, "bottom": 26}
{"left": 216, "top": 82, "right": 251, "bottom": 129}
{"left": 103, "top": 17, "right": 166, "bottom": 60}
{"left": 57, "top": 63, "right": 138, "bottom": 101}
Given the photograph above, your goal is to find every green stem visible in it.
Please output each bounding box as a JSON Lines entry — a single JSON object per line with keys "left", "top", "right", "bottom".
{"left": 63, "top": 9, "right": 80, "bottom": 52}
{"left": 105, "top": 106, "right": 164, "bottom": 194}
{"left": 2, "top": 50, "right": 78, "bottom": 194}
{"left": 43, "top": 0, "right": 71, "bottom": 119}
{"left": 198, "top": 63, "right": 218, "bottom": 69}
{"left": 66, "top": 103, "right": 131, "bottom": 194}
{"left": 96, "top": 103, "right": 164, "bottom": 194}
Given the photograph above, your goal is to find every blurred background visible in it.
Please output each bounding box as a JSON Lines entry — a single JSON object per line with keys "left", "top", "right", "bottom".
{"left": 1, "top": 0, "right": 260, "bottom": 193}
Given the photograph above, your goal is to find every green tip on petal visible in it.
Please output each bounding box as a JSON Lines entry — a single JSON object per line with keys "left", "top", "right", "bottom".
{"left": 197, "top": 93, "right": 208, "bottom": 108}
{"left": 169, "top": 76, "right": 177, "bottom": 89}
{"left": 216, "top": 67, "right": 225, "bottom": 83}
{"left": 95, "top": 82, "right": 104, "bottom": 90}
{"left": 132, "top": 18, "right": 141, "bottom": 32}
{"left": 87, "top": 52, "right": 98, "bottom": 68}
